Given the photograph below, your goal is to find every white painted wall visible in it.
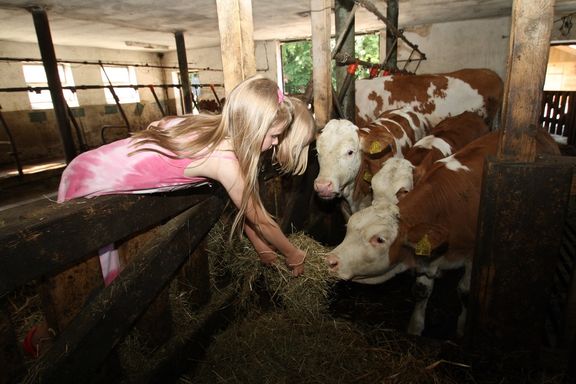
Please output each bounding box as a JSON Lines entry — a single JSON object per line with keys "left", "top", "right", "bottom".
{"left": 396, "top": 16, "right": 511, "bottom": 80}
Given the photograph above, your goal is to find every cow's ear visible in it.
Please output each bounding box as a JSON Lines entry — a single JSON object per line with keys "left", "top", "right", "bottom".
{"left": 404, "top": 223, "right": 448, "bottom": 257}
{"left": 359, "top": 135, "right": 393, "bottom": 156}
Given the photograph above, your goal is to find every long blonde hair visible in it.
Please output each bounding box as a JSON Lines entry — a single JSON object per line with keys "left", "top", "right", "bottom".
{"left": 275, "top": 97, "right": 316, "bottom": 175}
{"left": 131, "top": 75, "right": 298, "bottom": 236}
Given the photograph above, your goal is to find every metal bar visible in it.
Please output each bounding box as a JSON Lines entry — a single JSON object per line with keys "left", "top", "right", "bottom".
{"left": 175, "top": 31, "right": 193, "bottom": 114}
{"left": 385, "top": 0, "right": 399, "bottom": 69}
{"left": 332, "top": 3, "right": 358, "bottom": 59}
{"left": 0, "top": 56, "right": 223, "bottom": 72}
{"left": 209, "top": 84, "right": 222, "bottom": 108}
{"left": 0, "top": 106, "right": 23, "bottom": 177}
{"left": 29, "top": 6, "right": 76, "bottom": 163}
{"left": 148, "top": 85, "right": 166, "bottom": 116}
{"left": 99, "top": 62, "right": 132, "bottom": 132}
{"left": 354, "top": 0, "right": 426, "bottom": 59}
{"left": 0, "top": 83, "right": 223, "bottom": 93}
{"left": 66, "top": 104, "right": 88, "bottom": 152}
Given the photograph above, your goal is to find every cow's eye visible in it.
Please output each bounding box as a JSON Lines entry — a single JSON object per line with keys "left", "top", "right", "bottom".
{"left": 347, "top": 150, "right": 354, "bottom": 156}
{"left": 376, "top": 236, "right": 385, "bottom": 244}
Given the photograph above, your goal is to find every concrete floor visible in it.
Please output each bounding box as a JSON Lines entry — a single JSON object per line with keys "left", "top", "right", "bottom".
{"left": 0, "top": 161, "right": 64, "bottom": 211}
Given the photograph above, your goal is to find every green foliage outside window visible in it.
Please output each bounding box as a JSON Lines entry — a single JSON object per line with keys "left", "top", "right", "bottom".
{"left": 281, "top": 33, "right": 380, "bottom": 95}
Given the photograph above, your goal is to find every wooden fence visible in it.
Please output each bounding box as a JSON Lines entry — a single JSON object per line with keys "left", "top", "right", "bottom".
{"left": 541, "top": 90, "right": 576, "bottom": 146}
{"left": 0, "top": 187, "right": 227, "bottom": 383}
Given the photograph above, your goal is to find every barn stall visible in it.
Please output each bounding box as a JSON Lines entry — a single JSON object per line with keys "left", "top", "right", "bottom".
{"left": 1, "top": 0, "right": 576, "bottom": 383}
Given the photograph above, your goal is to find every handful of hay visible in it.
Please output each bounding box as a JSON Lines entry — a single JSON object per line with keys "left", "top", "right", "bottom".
{"left": 207, "top": 219, "right": 337, "bottom": 319}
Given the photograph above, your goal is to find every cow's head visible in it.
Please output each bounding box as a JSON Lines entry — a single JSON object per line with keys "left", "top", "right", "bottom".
{"left": 314, "top": 119, "right": 362, "bottom": 200}
{"left": 325, "top": 201, "right": 407, "bottom": 284}
{"left": 325, "top": 200, "right": 449, "bottom": 285}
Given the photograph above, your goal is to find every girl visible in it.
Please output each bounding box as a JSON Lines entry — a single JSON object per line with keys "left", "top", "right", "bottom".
{"left": 58, "top": 75, "right": 316, "bottom": 282}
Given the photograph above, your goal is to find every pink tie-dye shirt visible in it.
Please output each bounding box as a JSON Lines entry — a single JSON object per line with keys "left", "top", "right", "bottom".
{"left": 58, "top": 136, "right": 236, "bottom": 202}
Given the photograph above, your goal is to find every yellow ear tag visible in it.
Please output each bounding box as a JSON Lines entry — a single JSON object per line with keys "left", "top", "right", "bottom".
{"left": 369, "top": 141, "right": 383, "bottom": 154}
{"left": 415, "top": 234, "right": 432, "bottom": 256}
{"left": 363, "top": 171, "right": 373, "bottom": 182}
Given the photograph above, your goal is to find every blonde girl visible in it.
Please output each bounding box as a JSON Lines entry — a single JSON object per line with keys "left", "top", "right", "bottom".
{"left": 58, "top": 75, "right": 316, "bottom": 281}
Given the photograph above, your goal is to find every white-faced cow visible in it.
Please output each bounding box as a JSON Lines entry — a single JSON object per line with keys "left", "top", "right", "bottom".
{"left": 315, "top": 109, "right": 430, "bottom": 212}
{"left": 325, "top": 129, "right": 560, "bottom": 336}
{"left": 355, "top": 68, "right": 504, "bottom": 128}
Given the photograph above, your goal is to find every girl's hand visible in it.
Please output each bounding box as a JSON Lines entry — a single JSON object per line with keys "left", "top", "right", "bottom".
{"left": 286, "top": 248, "right": 306, "bottom": 277}
{"left": 258, "top": 250, "right": 278, "bottom": 266}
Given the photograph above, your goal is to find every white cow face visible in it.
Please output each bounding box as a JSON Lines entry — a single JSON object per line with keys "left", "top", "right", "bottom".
{"left": 326, "top": 201, "right": 405, "bottom": 284}
{"left": 314, "top": 119, "right": 361, "bottom": 200}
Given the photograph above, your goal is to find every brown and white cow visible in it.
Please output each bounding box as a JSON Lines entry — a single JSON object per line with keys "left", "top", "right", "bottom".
{"left": 355, "top": 68, "right": 504, "bottom": 128}
{"left": 314, "top": 109, "right": 430, "bottom": 212}
{"left": 325, "top": 129, "right": 560, "bottom": 335}
{"left": 405, "top": 111, "right": 490, "bottom": 185}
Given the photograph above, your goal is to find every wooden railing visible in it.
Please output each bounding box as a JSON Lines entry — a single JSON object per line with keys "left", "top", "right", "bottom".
{"left": 0, "top": 187, "right": 227, "bottom": 383}
{"left": 540, "top": 90, "right": 576, "bottom": 146}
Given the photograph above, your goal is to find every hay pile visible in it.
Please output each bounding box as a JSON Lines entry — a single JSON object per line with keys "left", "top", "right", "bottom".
{"left": 184, "top": 311, "right": 469, "bottom": 384}
{"left": 207, "top": 219, "right": 337, "bottom": 319}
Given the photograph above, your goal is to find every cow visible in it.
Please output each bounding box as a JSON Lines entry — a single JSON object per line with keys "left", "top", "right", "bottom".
{"left": 355, "top": 68, "right": 504, "bottom": 129}
{"left": 405, "top": 111, "right": 490, "bottom": 185}
{"left": 325, "top": 129, "right": 560, "bottom": 336}
{"left": 314, "top": 109, "right": 430, "bottom": 213}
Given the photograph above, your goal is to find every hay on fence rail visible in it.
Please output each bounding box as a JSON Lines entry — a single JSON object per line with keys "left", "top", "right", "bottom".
{"left": 206, "top": 219, "right": 337, "bottom": 319}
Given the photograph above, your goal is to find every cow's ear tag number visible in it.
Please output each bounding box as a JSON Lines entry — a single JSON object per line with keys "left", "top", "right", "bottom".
{"left": 369, "top": 141, "right": 382, "bottom": 154}
{"left": 415, "top": 234, "right": 432, "bottom": 256}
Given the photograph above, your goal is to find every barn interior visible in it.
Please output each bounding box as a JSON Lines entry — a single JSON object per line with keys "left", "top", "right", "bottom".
{"left": 2, "top": 0, "right": 576, "bottom": 383}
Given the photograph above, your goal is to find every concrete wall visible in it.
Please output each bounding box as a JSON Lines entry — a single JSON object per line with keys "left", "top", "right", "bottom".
{"left": 396, "top": 16, "right": 511, "bottom": 80}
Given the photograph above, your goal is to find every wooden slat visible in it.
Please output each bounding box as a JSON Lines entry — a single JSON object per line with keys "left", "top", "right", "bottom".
{"left": 25, "top": 195, "right": 225, "bottom": 382}
{"left": 0, "top": 186, "right": 222, "bottom": 296}
{"left": 468, "top": 159, "right": 573, "bottom": 356}
{"left": 497, "top": 0, "right": 554, "bottom": 162}
{"left": 0, "top": 299, "right": 24, "bottom": 384}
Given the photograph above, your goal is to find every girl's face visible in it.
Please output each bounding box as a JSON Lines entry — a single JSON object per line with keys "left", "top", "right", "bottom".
{"left": 261, "top": 122, "right": 286, "bottom": 152}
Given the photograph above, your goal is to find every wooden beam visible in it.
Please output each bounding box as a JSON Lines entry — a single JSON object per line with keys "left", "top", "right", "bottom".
{"left": 216, "top": 0, "right": 257, "bottom": 94}
{"left": 498, "top": 0, "right": 554, "bottom": 162}
{"left": 0, "top": 186, "right": 224, "bottom": 296}
{"left": 311, "top": 0, "right": 333, "bottom": 127}
{"left": 26, "top": 196, "right": 225, "bottom": 382}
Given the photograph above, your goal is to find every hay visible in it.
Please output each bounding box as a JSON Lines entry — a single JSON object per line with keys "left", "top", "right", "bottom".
{"left": 185, "top": 311, "right": 467, "bottom": 384}
{"left": 206, "top": 219, "right": 337, "bottom": 319}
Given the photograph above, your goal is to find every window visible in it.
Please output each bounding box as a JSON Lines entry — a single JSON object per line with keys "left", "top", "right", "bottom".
{"left": 280, "top": 33, "right": 380, "bottom": 95}
{"left": 100, "top": 65, "right": 140, "bottom": 104}
{"left": 22, "top": 63, "right": 79, "bottom": 110}
{"left": 171, "top": 71, "right": 200, "bottom": 115}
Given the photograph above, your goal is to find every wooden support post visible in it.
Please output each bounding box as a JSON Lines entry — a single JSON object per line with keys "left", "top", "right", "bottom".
{"left": 498, "top": 0, "right": 554, "bottom": 162}
{"left": 310, "top": 0, "right": 333, "bottom": 127}
{"left": 216, "top": 0, "right": 256, "bottom": 94}
{"left": 468, "top": 0, "right": 572, "bottom": 367}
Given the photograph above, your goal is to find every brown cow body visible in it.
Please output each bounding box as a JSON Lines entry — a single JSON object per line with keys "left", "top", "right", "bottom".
{"left": 326, "top": 129, "right": 560, "bottom": 335}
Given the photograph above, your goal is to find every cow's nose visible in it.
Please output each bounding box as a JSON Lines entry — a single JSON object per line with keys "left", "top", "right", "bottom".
{"left": 314, "top": 179, "right": 333, "bottom": 193}
{"left": 325, "top": 254, "right": 339, "bottom": 271}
